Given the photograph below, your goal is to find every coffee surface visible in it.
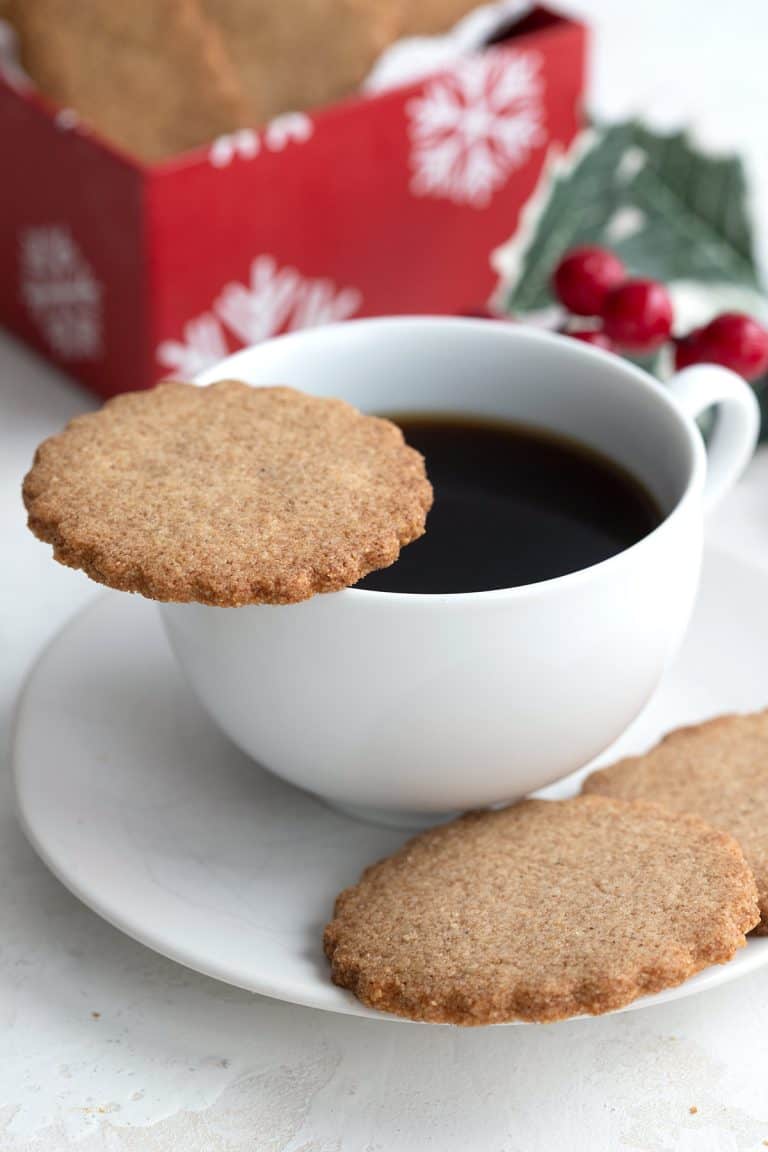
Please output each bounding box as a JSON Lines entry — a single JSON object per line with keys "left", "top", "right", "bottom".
{"left": 357, "top": 414, "right": 661, "bottom": 594}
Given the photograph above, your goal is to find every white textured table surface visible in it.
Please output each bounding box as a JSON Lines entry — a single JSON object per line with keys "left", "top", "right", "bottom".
{"left": 5, "top": 3, "right": 768, "bottom": 1147}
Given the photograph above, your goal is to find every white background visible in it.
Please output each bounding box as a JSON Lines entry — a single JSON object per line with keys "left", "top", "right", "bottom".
{"left": 3, "top": 1, "right": 768, "bottom": 1148}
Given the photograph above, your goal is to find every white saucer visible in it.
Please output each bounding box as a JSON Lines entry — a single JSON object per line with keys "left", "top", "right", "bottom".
{"left": 13, "top": 548, "right": 768, "bottom": 1024}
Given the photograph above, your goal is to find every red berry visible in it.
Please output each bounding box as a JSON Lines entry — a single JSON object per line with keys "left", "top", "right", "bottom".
{"left": 696, "top": 312, "right": 768, "bottom": 381}
{"left": 601, "top": 279, "right": 674, "bottom": 352}
{"left": 567, "top": 327, "right": 614, "bottom": 351}
{"left": 673, "top": 327, "right": 707, "bottom": 371}
{"left": 552, "top": 246, "right": 626, "bottom": 316}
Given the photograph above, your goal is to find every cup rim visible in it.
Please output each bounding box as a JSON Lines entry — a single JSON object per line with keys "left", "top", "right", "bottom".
{"left": 195, "top": 316, "right": 706, "bottom": 606}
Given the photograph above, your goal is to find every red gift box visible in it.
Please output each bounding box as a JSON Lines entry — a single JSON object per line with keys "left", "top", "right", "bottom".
{"left": 0, "top": 7, "right": 585, "bottom": 399}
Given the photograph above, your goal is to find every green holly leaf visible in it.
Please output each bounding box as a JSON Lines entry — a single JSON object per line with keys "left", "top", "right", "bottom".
{"left": 494, "top": 121, "right": 761, "bottom": 315}
{"left": 753, "top": 376, "right": 768, "bottom": 442}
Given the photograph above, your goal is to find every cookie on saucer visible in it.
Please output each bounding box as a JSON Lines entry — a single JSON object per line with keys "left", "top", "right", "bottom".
{"left": 23, "top": 380, "right": 432, "bottom": 605}
{"left": 324, "top": 794, "right": 759, "bottom": 1024}
{"left": 583, "top": 711, "right": 768, "bottom": 934}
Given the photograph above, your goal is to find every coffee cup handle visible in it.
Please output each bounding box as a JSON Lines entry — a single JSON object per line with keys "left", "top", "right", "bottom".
{"left": 667, "top": 364, "right": 760, "bottom": 514}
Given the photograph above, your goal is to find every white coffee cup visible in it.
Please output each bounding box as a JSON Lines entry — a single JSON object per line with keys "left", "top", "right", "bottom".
{"left": 160, "top": 317, "right": 759, "bottom": 826}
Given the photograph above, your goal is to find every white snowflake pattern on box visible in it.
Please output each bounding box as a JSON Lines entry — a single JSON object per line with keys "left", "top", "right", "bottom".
{"left": 156, "top": 314, "right": 229, "bottom": 377}
{"left": 406, "top": 49, "right": 544, "bottom": 209}
{"left": 19, "top": 226, "right": 102, "bottom": 359}
{"left": 209, "top": 130, "right": 260, "bottom": 168}
{"left": 263, "top": 113, "right": 313, "bottom": 152}
{"left": 209, "top": 114, "right": 314, "bottom": 167}
{"left": 156, "top": 255, "right": 362, "bottom": 376}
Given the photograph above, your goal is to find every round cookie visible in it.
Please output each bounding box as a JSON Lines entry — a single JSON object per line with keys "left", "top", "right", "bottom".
{"left": 583, "top": 711, "right": 768, "bottom": 934}
{"left": 23, "top": 380, "right": 432, "bottom": 606}
{"left": 11, "top": 0, "right": 250, "bottom": 163}
{"left": 323, "top": 795, "right": 759, "bottom": 1025}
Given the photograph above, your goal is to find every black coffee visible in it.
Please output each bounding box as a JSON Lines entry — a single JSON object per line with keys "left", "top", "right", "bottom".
{"left": 357, "top": 414, "right": 661, "bottom": 595}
